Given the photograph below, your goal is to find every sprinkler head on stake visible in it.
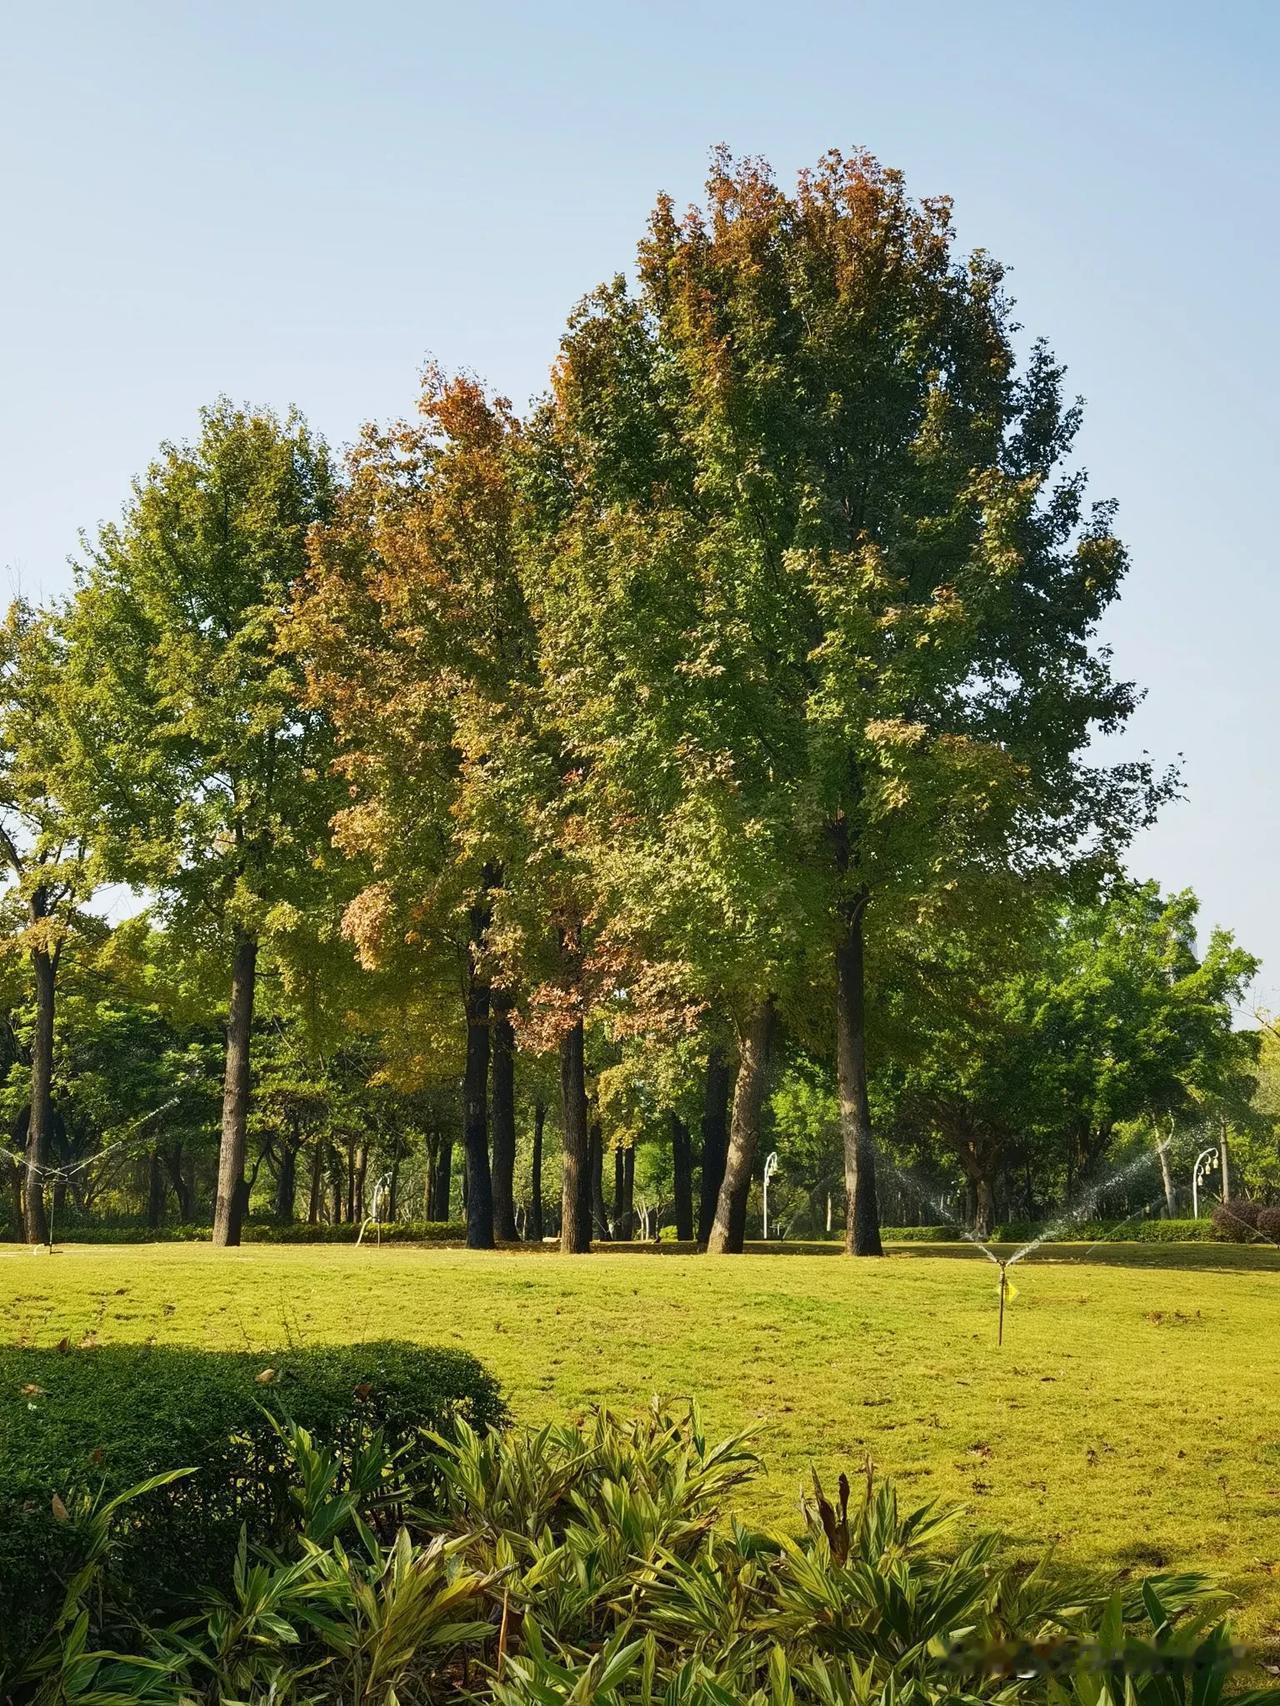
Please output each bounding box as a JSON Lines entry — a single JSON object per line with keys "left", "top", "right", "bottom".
{"left": 997, "top": 1261, "right": 1007, "bottom": 1347}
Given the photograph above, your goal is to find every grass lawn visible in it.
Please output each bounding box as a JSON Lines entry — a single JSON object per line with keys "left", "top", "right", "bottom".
{"left": 3, "top": 1239, "right": 1279, "bottom": 1648}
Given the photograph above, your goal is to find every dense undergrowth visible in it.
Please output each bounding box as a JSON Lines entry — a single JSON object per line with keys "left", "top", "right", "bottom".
{"left": 4, "top": 1392, "right": 1275, "bottom": 1705}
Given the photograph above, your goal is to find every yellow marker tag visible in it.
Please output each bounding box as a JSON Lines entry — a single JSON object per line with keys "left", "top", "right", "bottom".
{"left": 1001, "top": 1275, "right": 1019, "bottom": 1302}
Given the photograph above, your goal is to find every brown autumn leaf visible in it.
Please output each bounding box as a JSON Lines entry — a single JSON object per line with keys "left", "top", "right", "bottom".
{"left": 255, "top": 1368, "right": 277, "bottom": 1385}
{"left": 20, "top": 1383, "right": 46, "bottom": 1398}
{"left": 51, "top": 1493, "right": 69, "bottom": 1523}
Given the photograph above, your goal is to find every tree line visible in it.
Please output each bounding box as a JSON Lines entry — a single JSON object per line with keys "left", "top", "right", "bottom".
{"left": 2, "top": 149, "right": 1268, "bottom": 1253}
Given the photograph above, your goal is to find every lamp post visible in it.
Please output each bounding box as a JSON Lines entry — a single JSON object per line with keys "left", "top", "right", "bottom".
{"left": 1191, "top": 1146, "right": 1219, "bottom": 1219}
{"left": 762, "top": 1151, "right": 779, "bottom": 1240}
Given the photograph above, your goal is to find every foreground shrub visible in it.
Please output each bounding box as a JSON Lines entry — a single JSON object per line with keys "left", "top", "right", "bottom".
{"left": 0, "top": 1339, "right": 504, "bottom": 1664}
{"left": 5, "top": 1401, "right": 1274, "bottom": 1705}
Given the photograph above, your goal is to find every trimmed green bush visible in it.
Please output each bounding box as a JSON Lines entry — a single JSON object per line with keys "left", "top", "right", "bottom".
{"left": 883, "top": 1219, "right": 1221, "bottom": 1244}
{"left": 0, "top": 1339, "right": 504, "bottom": 1663}
{"left": 240, "top": 1219, "right": 468, "bottom": 1244}
{"left": 1, "top": 1219, "right": 469, "bottom": 1246}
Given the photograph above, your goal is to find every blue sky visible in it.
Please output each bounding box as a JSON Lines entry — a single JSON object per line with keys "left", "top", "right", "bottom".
{"left": 3, "top": 1, "right": 1277, "bottom": 1000}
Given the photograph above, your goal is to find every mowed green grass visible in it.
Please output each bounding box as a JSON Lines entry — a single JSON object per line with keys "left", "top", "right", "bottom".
{"left": 3, "top": 1240, "right": 1279, "bottom": 1646}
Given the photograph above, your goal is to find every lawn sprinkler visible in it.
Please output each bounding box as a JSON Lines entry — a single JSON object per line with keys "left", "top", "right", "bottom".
{"left": 996, "top": 1261, "right": 1018, "bottom": 1346}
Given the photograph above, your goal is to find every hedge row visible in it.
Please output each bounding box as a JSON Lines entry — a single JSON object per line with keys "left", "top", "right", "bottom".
{"left": 0, "top": 1339, "right": 504, "bottom": 1661}
{"left": 882, "top": 1219, "right": 1221, "bottom": 1243}
{"left": 1, "top": 1218, "right": 469, "bottom": 1245}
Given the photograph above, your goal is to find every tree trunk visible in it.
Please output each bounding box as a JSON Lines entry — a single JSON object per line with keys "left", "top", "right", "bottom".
{"left": 623, "top": 1143, "right": 635, "bottom": 1238}
{"left": 387, "top": 1151, "right": 400, "bottom": 1222}
{"left": 529, "top": 1101, "right": 545, "bottom": 1241}
{"left": 671, "top": 1112, "right": 693, "bottom": 1240}
{"left": 307, "top": 1144, "right": 321, "bottom": 1224}
{"left": 182, "top": 1149, "right": 196, "bottom": 1219}
{"left": 212, "top": 931, "right": 258, "bottom": 1247}
{"left": 589, "top": 1121, "right": 611, "bottom": 1239}
{"left": 462, "top": 947, "right": 495, "bottom": 1250}
{"left": 490, "top": 994, "right": 518, "bottom": 1240}
{"left": 147, "top": 1149, "right": 165, "bottom": 1230}
{"left": 23, "top": 936, "right": 56, "bottom": 1245}
{"left": 275, "top": 1142, "right": 298, "bottom": 1223}
{"left": 559, "top": 1020, "right": 591, "bottom": 1253}
{"left": 834, "top": 898, "right": 883, "bottom": 1256}
{"left": 7, "top": 1152, "right": 23, "bottom": 1235}
{"left": 1157, "top": 1131, "right": 1176, "bottom": 1218}
{"left": 974, "top": 1174, "right": 995, "bottom": 1239}
{"left": 708, "top": 1000, "right": 776, "bottom": 1254}
{"left": 613, "top": 1143, "right": 626, "bottom": 1235}
{"left": 697, "top": 1046, "right": 732, "bottom": 1244}
{"left": 327, "top": 1146, "right": 342, "bottom": 1223}
{"left": 1219, "top": 1122, "right": 1231, "bottom": 1203}
{"left": 430, "top": 1132, "right": 453, "bottom": 1222}
{"left": 352, "top": 1140, "right": 368, "bottom": 1223}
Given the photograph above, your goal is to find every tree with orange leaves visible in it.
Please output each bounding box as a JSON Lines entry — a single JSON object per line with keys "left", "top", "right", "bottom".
{"left": 293, "top": 370, "right": 541, "bottom": 1250}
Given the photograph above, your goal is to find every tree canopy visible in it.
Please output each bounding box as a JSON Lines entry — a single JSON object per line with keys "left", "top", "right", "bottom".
{"left": 3, "top": 148, "right": 1271, "bottom": 1253}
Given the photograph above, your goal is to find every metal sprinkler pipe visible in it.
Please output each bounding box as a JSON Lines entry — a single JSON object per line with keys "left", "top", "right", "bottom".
{"left": 998, "top": 1261, "right": 1007, "bottom": 1347}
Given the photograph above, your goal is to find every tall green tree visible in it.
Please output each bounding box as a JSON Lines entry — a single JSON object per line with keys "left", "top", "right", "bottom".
{"left": 883, "top": 880, "right": 1258, "bottom": 1232}
{"left": 62, "top": 401, "right": 339, "bottom": 1245}
{"left": 533, "top": 148, "right": 1171, "bottom": 1253}
{"left": 0, "top": 601, "right": 104, "bottom": 1242}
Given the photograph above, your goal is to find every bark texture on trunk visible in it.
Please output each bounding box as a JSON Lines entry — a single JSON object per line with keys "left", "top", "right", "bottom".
{"left": 490, "top": 995, "right": 518, "bottom": 1240}
{"left": 622, "top": 1144, "right": 635, "bottom": 1239}
{"left": 671, "top": 1113, "right": 693, "bottom": 1240}
{"left": 529, "top": 1100, "right": 545, "bottom": 1241}
{"left": 23, "top": 934, "right": 56, "bottom": 1245}
{"left": 697, "top": 1046, "right": 732, "bottom": 1244}
{"left": 213, "top": 932, "right": 258, "bottom": 1247}
{"left": 834, "top": 898, "right": 883, "bottom": 1256}
{"left": 462, "top": 952, "right": 495, "bottom": 1250}
{"left": 559, "top": 1019, "right": 591, "bottom": 1252}
{"left": 707, "top": 1000, "right": 776, "bottom": 1255}
{"left": 589, "top": 1121, "right": 611, "bottom": 1240}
